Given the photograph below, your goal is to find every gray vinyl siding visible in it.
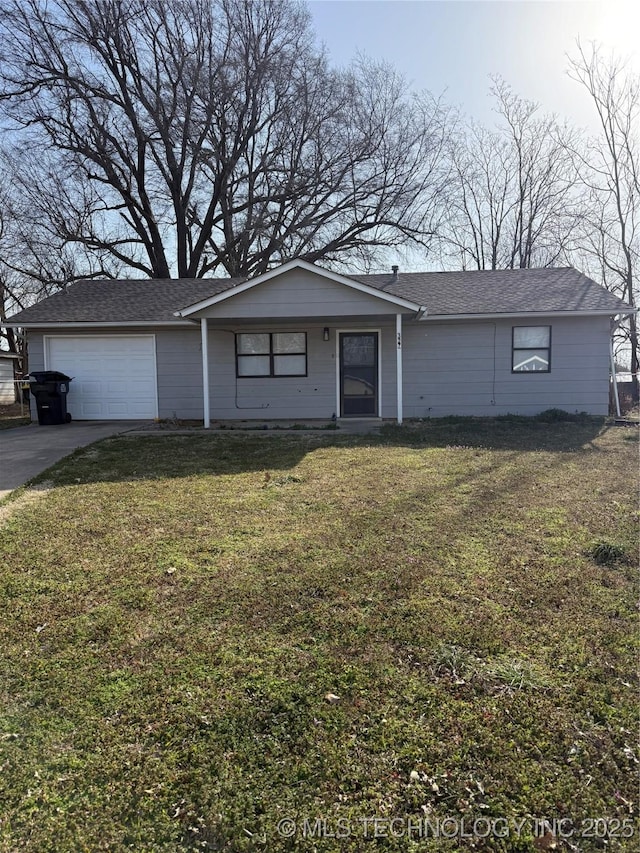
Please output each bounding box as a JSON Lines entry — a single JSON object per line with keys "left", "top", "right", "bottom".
{"left": 402, "top": 315, "right": 612, "bottom": 417}
{"left": 195, "top": 269, "right": 407, "bottom": 319}
{"left": 24, "top": 313, "right": 613, "bottom": 422}
{"left": 155, "top": 328, "right": 202, "bottom": 418}
{"left": 379, "top": 325, "right": 398, "bottom": 418}
{"left": 27, "top": 333, "right": 45, "bottom": 372}
{"left": 208, "top": 324, "right": 334, "bottom": 419}
{"left": 26, "top": 323, "right": 395, "bottom": 422}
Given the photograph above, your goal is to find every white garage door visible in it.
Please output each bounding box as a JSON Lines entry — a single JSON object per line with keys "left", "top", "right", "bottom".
{"left": 46, "top": 336, "right": 158, "bottom": 420}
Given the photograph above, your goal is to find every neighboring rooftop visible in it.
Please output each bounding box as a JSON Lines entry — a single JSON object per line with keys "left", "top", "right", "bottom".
{"left": 3, "top": 265, "right": 632, "bottom": 325}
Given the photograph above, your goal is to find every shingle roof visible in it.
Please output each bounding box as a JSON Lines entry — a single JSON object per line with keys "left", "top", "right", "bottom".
{"left": 351, "top": 267, "right": 631, "bottom": 315}
{"left": 4, "top": 278, "right": 244, "bottom": 324}
{"left": 4, "top": 265, "right": 631, "bottom": 326}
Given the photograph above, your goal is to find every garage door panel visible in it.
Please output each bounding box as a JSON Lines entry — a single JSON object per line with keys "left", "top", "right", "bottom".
{"left": 46, "top": 336, "right": 157, "bottom": 420}
{"left": 106, "top": 402, "right": 130, "bottom": 416}
{"left": 127, "top": 381, "right": 155, "bottom": 396}
{"left": 127, "top": 402, "right": 154, "bottom": 417}
{"left": 80, "top": 401, "right": 104, "bottom": 417}
{"left": 119, "top": 339, "right": 151, "bottom": 354}
{"left": 77, "top": 380, "right": 103, "bottom": 395}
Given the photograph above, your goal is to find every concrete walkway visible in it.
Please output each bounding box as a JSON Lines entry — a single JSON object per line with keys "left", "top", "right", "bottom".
{"left": 0, "top": 421, "right": 146, "bottom": 500}
{"left": 128, "top": 418, "right": 384, "bottom": 436}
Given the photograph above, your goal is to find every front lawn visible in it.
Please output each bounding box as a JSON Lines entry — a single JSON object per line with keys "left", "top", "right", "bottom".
{"left": 0, "top": 420, "right": 638, "bottom": 851}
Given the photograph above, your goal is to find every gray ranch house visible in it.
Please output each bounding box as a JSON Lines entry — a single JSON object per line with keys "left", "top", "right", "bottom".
{"left": 4, "top": 260, "right": 633, "bottom": 424}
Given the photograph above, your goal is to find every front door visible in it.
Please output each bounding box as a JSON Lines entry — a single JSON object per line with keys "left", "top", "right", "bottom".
{"left": 339, "top": 332, "right": 379, "bottom": 417}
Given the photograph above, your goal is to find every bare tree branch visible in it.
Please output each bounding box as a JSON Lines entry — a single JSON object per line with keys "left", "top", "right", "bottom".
{"left": 567, "top": 40, "right": 639, "bottom": 400}
{"left": 437, "top": 79, "right": 579, "bottom": 271}
{"left": 0, "top": 0, "right": 450, "bottom": 280}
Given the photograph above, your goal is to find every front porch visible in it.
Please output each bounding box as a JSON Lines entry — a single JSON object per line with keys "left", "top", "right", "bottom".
{"left": 196, "top": 316, "right": 407, "bottom": 427}
{"left": 170, "top": 259, "right": 425, "bottom": 428}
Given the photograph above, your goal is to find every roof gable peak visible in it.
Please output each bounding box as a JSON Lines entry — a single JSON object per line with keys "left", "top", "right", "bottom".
{"left": 176, "top": 259, "right": 421, "bottom": 316}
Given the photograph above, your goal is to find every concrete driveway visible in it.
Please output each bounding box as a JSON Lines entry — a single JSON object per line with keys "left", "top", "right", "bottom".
{"left": 0, "top": 421, "right": 146, "bottom": 499}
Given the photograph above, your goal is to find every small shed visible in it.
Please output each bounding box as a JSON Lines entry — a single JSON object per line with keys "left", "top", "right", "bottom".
{"left": 0, "top": 352, "right": 20, "bottom": 404}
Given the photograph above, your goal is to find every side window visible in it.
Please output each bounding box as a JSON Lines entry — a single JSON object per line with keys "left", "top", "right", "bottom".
{"left": 512, "top": 326, "right": 551, "bottom": 372}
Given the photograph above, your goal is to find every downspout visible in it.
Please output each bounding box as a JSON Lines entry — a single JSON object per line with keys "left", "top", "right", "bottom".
{"left": 610, "top": 316, "right": 623, "bottom": 418}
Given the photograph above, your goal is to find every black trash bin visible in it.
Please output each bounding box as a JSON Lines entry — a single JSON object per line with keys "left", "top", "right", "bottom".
{"left": 29, "top": 371, "right": 73, "bottom": 425}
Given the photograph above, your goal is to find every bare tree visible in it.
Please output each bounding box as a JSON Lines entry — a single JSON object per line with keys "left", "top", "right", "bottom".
{"left": 0, "top": 147, "right": 118, "bottom": 365}
{"left": 0, "top": 0, "right": 450, "bottom": 280}
{"left": 567, "top": 42, "right": 639, "bottom": 401}
{"left": 438, "top": 78, "right": 579, "bottom": 270}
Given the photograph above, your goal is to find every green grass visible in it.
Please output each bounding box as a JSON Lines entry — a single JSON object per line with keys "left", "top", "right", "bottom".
{"left": 0, "top": 420, "right": 638, "bottom": 851}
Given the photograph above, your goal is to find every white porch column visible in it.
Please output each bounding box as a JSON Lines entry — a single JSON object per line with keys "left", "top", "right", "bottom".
{"left": 396, "top": 313, "right": 403, "bottom": 424}
{"left": 201, "top": 317, "right": 210, "bottom": 428}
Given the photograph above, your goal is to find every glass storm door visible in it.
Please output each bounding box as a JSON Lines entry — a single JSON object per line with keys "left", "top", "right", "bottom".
{"left": 339, "top": 332, "right": 379, "bottom": 416}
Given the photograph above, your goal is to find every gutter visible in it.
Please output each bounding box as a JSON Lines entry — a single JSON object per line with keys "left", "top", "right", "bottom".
{"left": 416, "top": 309, "right": 636, "bottom": 321}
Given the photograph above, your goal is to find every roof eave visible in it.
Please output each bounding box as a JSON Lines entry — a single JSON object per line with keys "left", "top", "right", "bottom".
{"left": 2, "top": 320, "right": 195, "bottom": 328}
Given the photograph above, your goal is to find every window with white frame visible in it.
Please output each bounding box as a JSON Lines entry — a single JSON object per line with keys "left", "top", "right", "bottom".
{"left": 512, "top": 326, "right": 551, "bottom": 372}
{"left": 236, "top": 332, "right": 307, "bottom": 377}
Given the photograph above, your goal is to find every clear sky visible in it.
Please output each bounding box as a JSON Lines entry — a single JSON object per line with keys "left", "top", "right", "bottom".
{"left": 307, "top": 0, "right": 639, "bottom": 132}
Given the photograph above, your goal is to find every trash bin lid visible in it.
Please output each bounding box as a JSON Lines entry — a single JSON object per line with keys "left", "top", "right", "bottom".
{"left": 28, "top": 370, "right": 72, "bottom": 382}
